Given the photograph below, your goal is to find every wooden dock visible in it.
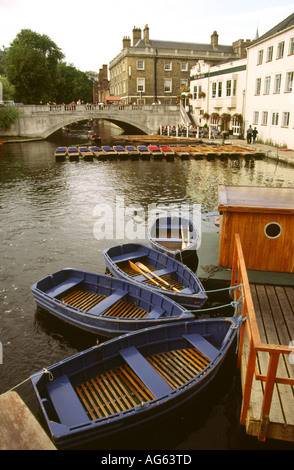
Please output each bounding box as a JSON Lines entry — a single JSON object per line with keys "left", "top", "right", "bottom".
{"left": 0, "top": 391, "right": 56, "bottom": 450}
{"left": 231, "top": 234, "right": 294, "bottom": 443}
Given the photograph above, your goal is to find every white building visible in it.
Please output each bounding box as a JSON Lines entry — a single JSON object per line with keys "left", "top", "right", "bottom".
{"left": 245, "top": 13, "right": 294, "bottom": 149}
{"left": 190, "top": 58, "right": 247, "bottom": 136}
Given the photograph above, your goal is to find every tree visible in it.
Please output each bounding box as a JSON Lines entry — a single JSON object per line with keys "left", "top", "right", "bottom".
{"left": 55, "top": 63, "right": 94, "bottom": 104}
{"left": 6, "top": 29, "right": 64, "bottom": 104}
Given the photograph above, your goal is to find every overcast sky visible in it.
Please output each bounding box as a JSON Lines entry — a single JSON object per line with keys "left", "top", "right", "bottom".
{"left": 1, "top": 0, "right": 293, "bottom": 72}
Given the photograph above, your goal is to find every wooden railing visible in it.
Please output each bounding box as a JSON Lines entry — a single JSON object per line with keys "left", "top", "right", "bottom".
{"left": 230, "top": 233, "right": 294, "bottom": 441}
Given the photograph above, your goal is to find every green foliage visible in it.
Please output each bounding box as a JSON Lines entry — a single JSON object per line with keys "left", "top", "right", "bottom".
{"left": 0, "top": 75, "right": 16, "bottom": 100}
{"left": 6, "top": 29, "right": 64, "bottom": 104}
{"left": 55, "top": 63, "right": 94, "bottom": 104}
{"left": 0, "top": 106, "right": 19, "bottom": 129}
{"left": 5, "top": 29, "right": 96, "bottom": 105}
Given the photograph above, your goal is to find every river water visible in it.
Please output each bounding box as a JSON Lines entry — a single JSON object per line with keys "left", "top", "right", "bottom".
{"left": 0, "top": 121, "right": 294, "bottom": 451}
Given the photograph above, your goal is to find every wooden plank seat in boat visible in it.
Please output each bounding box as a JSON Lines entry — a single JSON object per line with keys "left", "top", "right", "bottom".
{"left": 74, "top": 345, "right": 213, "bottom": 421}
{"left": 119, "top": 346, "right": 172, "bottom": 398}
{"left": 46, "top": 278, "right": 83, "bottom": 298}
{"left": 111, "top": 250, "right": 147, "bottom": 264}
{"left": 87, "top": 289, "right": 128, "bottom": 315}
{"left": 46, "top": 375, "right": 89, "bottom": 426}
{"left": 183, "top": 334, "right": 219, "bottom": 362}
{"left": 61, "top": 289, "right": 149, "bottom": 319}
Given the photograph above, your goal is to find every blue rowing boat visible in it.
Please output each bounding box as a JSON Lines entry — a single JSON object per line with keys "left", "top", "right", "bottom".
{"left": 103, "top": 243, "right": 207, "bottom": 309}
{"left": 31, "top": 268, "right": 193, "bottom": 337}
{"left": 148, "top": 215, "right": 200, "bottom": 271}
{"left": 31, "top": 317, "right": 238, "bottom": 449}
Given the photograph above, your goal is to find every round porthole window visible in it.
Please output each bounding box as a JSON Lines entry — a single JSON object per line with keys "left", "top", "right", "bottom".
{"left": 264, "top": 222, "right": 282, "bottom": 239}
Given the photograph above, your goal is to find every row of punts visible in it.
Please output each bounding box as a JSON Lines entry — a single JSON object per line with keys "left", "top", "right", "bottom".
{"left": 55, "top": 143, "right": 264, "bottom": 162}
{"left": 30, "top": 216, "right": 239, "bottom": 449}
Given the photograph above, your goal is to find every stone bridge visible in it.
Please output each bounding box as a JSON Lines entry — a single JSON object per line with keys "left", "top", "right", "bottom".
{"left": 1, "top": 104, "right": 190, "bottom": 138}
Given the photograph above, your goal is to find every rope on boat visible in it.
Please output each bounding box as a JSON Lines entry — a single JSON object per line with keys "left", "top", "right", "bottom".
{"left": 203, "top": 283, "right": 244, "bottom": 297}
{"left": 5, "top": 368, "right": 54, "bottom": 393}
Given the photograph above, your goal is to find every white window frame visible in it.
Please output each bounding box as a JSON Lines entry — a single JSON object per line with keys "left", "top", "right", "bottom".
{"left": 253, "top": 111, "right": 259, "bottom": 125}
{"left": 165, "top": 61, "right": 172, "bottom": 71}
{"left": 181, "top": 62, "right": 188, "bottom": 71}
{"left": 256, "top": 78, "right": 261, "bottom": 95}
{"left": 277, "top": 41, "right": 285, "bottom": 59}
{"left": 164, "top": 78, "right": 172, "bottom": 92}
{"left": 193, "top": 85, "right": 202, "bottom": 99}
{"left": 282, "top": 112, "right": 290, "bottom": 127}
{"left": 289, "top": 37, "right": 294, "bottom": 55}
{"left": 264, "top": 76, "right": 271, "bottom": 94}
{"left": 212, "top": 82, "right": 217, "bottom": 98}
{"left": 226, "top": 80, "right": 232, "bottom": 97}
{"left": 137, "top": 78, "right": 145, "bottom": 93}
{"left": 285, "top": 71, "right": 293, "bottom": 92}
{"left": 218, "top": 82, "right": 222, "bottom": 97}
{"left": 271, "top": 112, "right": 279, "bottom": 126}
{"left": 137, "top": 60, "right": 145, "bottom": 70}
{"left": 266, "top": 46, "right": 273, "bottom": 62}
{"left": 274, "top": 74, "right": 282, "bottom": 93}
{"left": 257, "top": 49, "right": 264, "bottom": 65}
{"left": 262, "top": 111, "right": 268, "bottom": 125}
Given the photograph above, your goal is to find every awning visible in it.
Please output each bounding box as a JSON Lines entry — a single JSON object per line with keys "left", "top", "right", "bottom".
{"left": 105, "top": 96, "right": 121, "bottom": 102}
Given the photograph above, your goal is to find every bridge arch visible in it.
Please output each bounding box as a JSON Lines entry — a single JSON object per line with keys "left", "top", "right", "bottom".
{"left": 42, "top": 113, "right": 150, "bottom": 138}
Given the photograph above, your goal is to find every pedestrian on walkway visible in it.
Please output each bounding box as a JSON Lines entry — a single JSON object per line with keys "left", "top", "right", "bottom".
{"left": 252, "top": 127, "right": 258, "bottom": 144}
{"left": 246, "top": 125, "right": 253, "bottom": 144}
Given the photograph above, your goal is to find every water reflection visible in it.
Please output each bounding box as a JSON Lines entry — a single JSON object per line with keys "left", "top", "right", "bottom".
{"left": 1, "top": 122, "right": 294, "bottom": 449}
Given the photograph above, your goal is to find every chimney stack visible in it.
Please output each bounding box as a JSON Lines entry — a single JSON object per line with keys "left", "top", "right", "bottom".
{"left": 144, "top": 24, "right": 150, "bottom": 44}
{"left": 123, "top": 36, "right": 131, "bottom": 49}
{"left": 211, "top": 31, "right": 219, "bottom": 49}
{"left": 133, "top": 27, "right": 142, "bottom": 46}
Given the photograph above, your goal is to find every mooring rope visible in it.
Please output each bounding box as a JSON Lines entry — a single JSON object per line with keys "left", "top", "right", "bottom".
{"left": 6, "top": 368, "right": 54, "bottom": 393}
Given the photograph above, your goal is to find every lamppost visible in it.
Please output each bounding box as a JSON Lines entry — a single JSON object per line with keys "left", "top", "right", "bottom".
{"left": 2, "top": 46, "right": 8, "bottom": 79}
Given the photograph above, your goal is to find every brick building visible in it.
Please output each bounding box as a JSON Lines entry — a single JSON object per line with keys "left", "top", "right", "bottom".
{"left": 109, "top": 25, "right": 250, "bottom": 105}
{"left": 93, "top": 64, "right": 110, "bottom": 103}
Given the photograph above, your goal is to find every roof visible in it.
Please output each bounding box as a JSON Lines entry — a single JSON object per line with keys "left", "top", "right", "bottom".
{"left": 218, "top": 185, "right": 294, "bottom": 213}
{"left": 249, "top": 12, "right": 294, "bottom": 47}
{"left": 134, "top": 38, "right": 234, "bottom": 54}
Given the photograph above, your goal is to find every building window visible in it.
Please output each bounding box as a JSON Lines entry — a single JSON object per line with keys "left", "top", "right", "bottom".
{"left": 289, "top": 37, "right": 294, "bottom": 55}
{"left": 217, "top": 82, "right": 222, "bottom": 97}
{"left": 274, "top": 74, "right": 282, "bottom": 93}
{"left": 266, "top": 46, "right": 273, "bottom": 61}
{"left": 181, "top": 79, "right": 188, "bottom": 88}
{"left": 181, "top": 62, "right": 188, "bottom": 71}
{"left": 285, "top": 71, "right": 293, "bottom": 92}
{"left": 282, "top": 112, "right": 290, "bottom": 127}
{"left": 164, "top": 79, "right": 172, "bottom": 92}
{"left": 137, "top": 78, "right": 145, "bottom": 92}
{"left": 253, "top": 111, "right": 259, "bottom": 124}
{"left": 257, "top": 49, "right": 263, "bottom": 64}
{"left": 212, "top": 82, "right": 217, "bottom": 98}
{"left": 264, "top": 76, "right": 271, "bottom": 94}
{"left": 277, "top": 41, "right": 285, "bottom": 59}
{"left": 272, "top": 112, "right": 279, "bottom": 126}
{"left": 262, "top": 111, "right": 268, "bottom": 125}
{"left": 193, "top": 85, "right": 202, "bottom": 99}
{"left": 226, "top": 80, "right": 232, "bottom": 96}
{"left": 165, "top": 61, "right": 172, "bottom": 71}
{"left": 137, "top": 60, "right": 145, "bottom": 70}
{"left": 255, "top": 78, "right": 261, "bottom": 95}
{"left": 233, "top": 79, "right": 237, "bottom": 96}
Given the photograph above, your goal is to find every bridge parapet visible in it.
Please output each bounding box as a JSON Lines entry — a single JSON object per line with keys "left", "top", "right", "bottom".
{"left": 1, "top": 104, "right": 187, "bottom": 138}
